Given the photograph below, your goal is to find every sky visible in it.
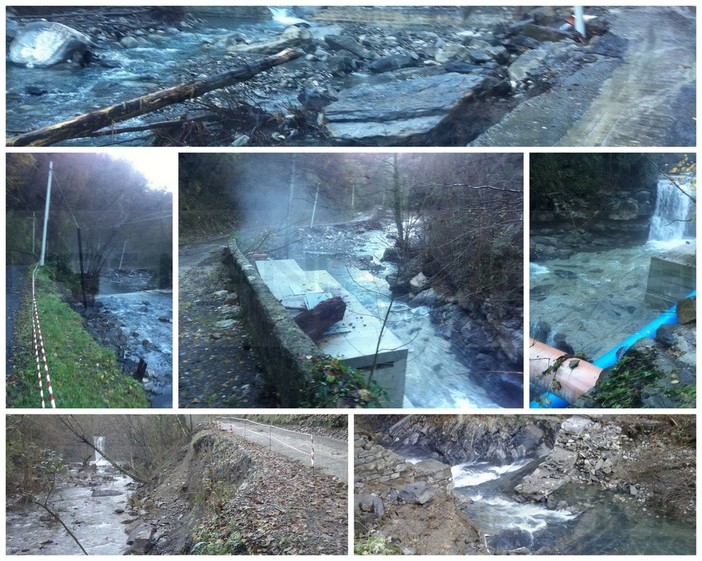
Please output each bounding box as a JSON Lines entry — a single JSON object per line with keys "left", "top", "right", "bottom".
{"left": 117, "top": 150, "right": 177, "bottom": 193}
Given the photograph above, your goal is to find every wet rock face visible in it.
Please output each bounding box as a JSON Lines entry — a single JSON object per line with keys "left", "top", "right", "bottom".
{"left": 378, "top": 416, "right": 560, "bottom": 465}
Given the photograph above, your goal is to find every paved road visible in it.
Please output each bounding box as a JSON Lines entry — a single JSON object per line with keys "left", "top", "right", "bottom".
{"left": 217, "top": 419, "right": 349, "bottom": 483}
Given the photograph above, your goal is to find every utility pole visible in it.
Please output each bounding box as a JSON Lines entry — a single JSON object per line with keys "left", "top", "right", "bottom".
{"left": 32, "top": 212, "right": 36, "bottom": 256}
{"left": 39, "top": 161, "right": 53, "bottom": 266}
{"left": 573, "top": 6, "right": 586, "bottom": 37}
{"left": 310, "top": 184, "right": 320, "bottom": 228}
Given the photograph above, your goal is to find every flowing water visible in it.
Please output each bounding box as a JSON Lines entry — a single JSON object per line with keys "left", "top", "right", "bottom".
{"left": 450, "top": 458, "right": 695, "bottom": 555}
{"left": 300, "top": 229, "right": 510, "bottom": 409}
{"left": 530, "top": 174, "right": 696, "bottom": 362}
{"left": 95, "top": 289, "right": 173, "bottom": 407}
{"left": 6, "top": 8, "right": 337, "bottom": 143}
{"left": 6, "top": 465, "right": 134, "bottom": 555}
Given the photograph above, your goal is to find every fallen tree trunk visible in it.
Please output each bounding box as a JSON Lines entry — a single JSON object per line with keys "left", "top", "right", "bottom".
{"left": 294, "top": 297, "right": 346, "bottom": 340}
{"left": 7, "top": 47, "right": 303, "bottom": 146}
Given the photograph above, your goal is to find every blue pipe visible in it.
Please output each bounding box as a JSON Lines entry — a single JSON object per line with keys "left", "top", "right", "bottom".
{"left": 530, "top": 392, "right": 570, "bottom": 409}
{"left": 531, "top": 289, "right": 695, "bottom": 408}
{"left": 592, "top": 289, "right": 696, "bottom": 369}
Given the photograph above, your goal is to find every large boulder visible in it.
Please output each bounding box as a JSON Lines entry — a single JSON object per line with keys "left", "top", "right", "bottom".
{"left": 9, "top": 21, "right": 92, "bottom": 67}
{"left": 324, "top": 72, "right": 509, "bottom": 145}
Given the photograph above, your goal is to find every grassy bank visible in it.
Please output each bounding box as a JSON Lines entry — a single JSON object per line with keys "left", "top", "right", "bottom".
{"left": 8, "top": 269, "right": 149, "bottom": 408}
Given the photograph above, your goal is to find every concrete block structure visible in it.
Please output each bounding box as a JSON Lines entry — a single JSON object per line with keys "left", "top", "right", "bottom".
{"left": 256, "top": 259, "right": 407, "bottom": 406}
{"left": 645, "top": 244, "right": 696, "bottom": 308}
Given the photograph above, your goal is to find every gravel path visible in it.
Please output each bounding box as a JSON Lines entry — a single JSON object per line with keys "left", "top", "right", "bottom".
{"left": 473, "top": 6, "right": 695, "bottom": 147}
{"left": 178, "top": 240, "right": 270, "bottom": 407}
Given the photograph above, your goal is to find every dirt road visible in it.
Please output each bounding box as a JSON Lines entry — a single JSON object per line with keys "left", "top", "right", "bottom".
{"left": 473, "top": 6, "right": 695, "bottom": 147}
{"left": 217, "top": 419, "right": 349, "bottom": 483}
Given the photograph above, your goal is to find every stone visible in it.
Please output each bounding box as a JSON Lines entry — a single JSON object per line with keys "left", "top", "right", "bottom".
{"left": 324, "top": 34, "right": 373, "bottom": 59}
{"left": 434, "top": 42, "right": 468, "bottom": 63}
{"left": 409, "top": 288, "right": 441, "bottom": 308}
{"left": 677, "top": 296, "right": 695, "bottom": 324}
{"left": 215, "top": 319, "right": 236, "bottom": 329}
{"left": 127, "top": 524, "right": 155, "bottom": 554}
{"left": 91, "top": 489, "right": 123, "bottom": 497}
{"left": 227, "top": 25, "right": 312, "bottom": 54}
{"left": 120, "top": 36, "right": 140, "bottom": 49}
{"left": 521, "top": 23, "right": 572, "bottom": 43}
{"left": 487, "top": 527, "right": 534, "bottom": 552}
{"left": 368, "top": 54, "right": 417, "bottom": 73}
{"left": 393, "top": 481, "right": 439, "bottom": 505}
{"left": 409, "top": 272, "right": 430, "bottom": 293}
{"left": 507, "top": 48, "right": 551, "bottom": 82}
{"left": 325, "top": 72, "right": 505, "bottom": 145}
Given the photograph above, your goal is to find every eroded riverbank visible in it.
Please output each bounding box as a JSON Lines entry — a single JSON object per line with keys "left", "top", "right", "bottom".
{"left": 7, "top": 6, "right": 694, "bottom": 146}
{"left": 355, "top": 415, "right": 696, "bottom": 555}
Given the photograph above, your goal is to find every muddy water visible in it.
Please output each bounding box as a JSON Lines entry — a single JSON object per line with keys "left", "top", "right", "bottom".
{"left": 6, "top": 467, "right": 134, "bottom": 555}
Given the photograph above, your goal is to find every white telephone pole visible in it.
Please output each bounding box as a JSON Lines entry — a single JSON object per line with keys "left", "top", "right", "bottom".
{"left": 39, "top": 161, "right": 53, "bottom": 266}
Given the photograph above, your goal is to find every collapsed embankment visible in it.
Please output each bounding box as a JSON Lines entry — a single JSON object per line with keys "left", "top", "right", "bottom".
{"left": 136, "top": 427, "right": 347, "bottom": 554}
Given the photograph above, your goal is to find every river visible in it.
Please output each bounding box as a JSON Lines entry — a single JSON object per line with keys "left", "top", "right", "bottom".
{"left": 297, "top": 228, "right": 518, "bottom": 409}
{"left": 451, "top": 458, "right": 695, "bottom": 555}
{"left": 95, "top": 270, "right": 173, "bottom": 407}
{"left": 6, "top": 8, "right": 340, "bottom": 144}
{"left": 6, "top": 464, "right": 134, "bottom": 555}
{"left": 530, "top": 175, "right": 696, "bottom": 362}
{"left": 389, "top": 446, "right": 695, "bottom": 555}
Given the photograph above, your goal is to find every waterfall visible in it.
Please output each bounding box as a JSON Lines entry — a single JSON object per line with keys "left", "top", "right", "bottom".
{"left": 94, "top": 436, "right": 108, "bottom": 465}
{"left": 268, "top": 7, "right": 309, "bottom": 26}
{"left": 648, "top": 175, "right": 695, "bottom": 242}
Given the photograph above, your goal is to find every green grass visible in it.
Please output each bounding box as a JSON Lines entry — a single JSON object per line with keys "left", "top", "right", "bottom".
{"left": 8, "top": 271, "right": 149, "bottom": 408}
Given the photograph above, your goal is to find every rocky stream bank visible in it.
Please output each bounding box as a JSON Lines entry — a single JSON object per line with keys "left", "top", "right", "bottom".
{"left": 285, "top": 216, "right": 523, "bottom": 407}
{"left": 355, "top": 415, "right": 696, "bottom": 555}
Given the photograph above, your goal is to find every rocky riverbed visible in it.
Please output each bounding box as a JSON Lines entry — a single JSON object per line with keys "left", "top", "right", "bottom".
{"left": 80, "top": 270, "right": 173, "bottom": 407}
{"left": 355, "top": 415, "right": 696, "bottom": 555}
{"left": 6, "top": 5, "right": 695, "bottom": 146}
{"left": 281, "top": 216, "right": 523, "bottom": 407}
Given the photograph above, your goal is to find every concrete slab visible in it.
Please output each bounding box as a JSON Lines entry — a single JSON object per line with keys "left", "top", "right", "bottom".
{"left": 255, "top": 260, "right": 407, "bottom": 406}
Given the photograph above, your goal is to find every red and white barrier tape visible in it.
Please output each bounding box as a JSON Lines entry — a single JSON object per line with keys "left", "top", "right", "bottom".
{"left": 32, "top": 270, "right": 56, "bottom": 408}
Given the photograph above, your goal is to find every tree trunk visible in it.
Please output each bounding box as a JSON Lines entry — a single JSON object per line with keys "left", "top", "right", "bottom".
{"left": 7, "top": 48, "right": 304, "bottom": 147}
{"left": 391, "top": 153, "right": 406, "bottom": 252}
{"left": 294, "top": 297, "right": 346, "bottom": 340}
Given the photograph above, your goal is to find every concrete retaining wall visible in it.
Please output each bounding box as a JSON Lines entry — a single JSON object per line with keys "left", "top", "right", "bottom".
{"left": 222, "top": 245, "right": 319, "bottom": 407}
